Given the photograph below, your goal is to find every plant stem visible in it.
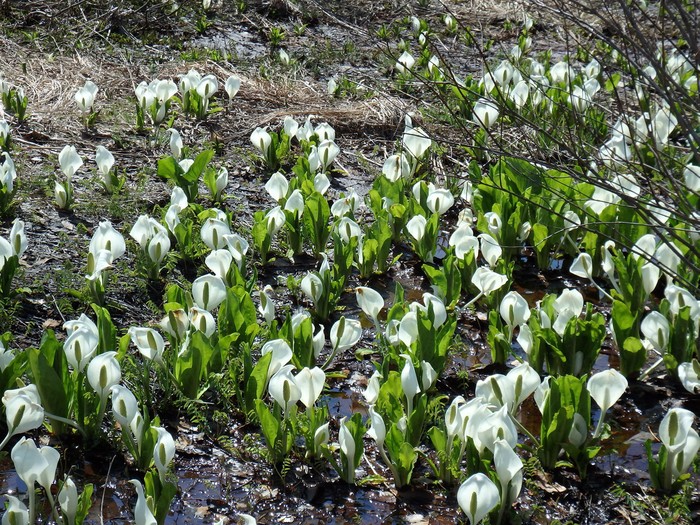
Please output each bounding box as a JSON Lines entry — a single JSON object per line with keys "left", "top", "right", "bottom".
{"left": 44, "top": 412, "right": 87, "bottom": 439}
{"left": 321, "top": 342, "right": 340, "bottom": 370}
{"left": 510, "top": 413, "right": 540, "bottom": 447}
{"left": 663, "top": 448, "right": 675, "bottom": 492}
{"left": 377, "top": 443, "right": 401, "bottom": 486}
{"left": 28, "top": 488, "right": 36, "bottom": 525}
{"left": 638, "top": 357, "right": 664, "bottom": 381}
{"left": 0, "top": 431, "right": 11, "bottom": 450}
{"left": 44, "top": 489, "right": 64, "bottom": 525}
{"left": 592, "top": 410, "right": 607, "bottom": 440}
{"left": 462, "top": 292, "right": 484, "bottom": 310}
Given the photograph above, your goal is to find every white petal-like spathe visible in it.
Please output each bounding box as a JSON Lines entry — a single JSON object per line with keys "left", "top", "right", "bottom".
{"left": 499, "top": 291, "right": 530, "bottom": 328}
{"left": 95, "top": 145, "right": 115, "bottom": 176}
{"left": 406, "top": 214, "right": 427, "bottom": 242}
{"left": 641, "top": 311, "right": 670, "bottom": 350}
{"left": 366, "top": 405, "right": 386, "bottom": 447}
{"left": 478, "top": 234, "right": 501, "bottom": 267}
{"left": 201, "top": 218, "right": 231, "bottom": 250}
{"left": 471, "top": 266, "right": 508, "bottom": 295}
{"left": 111, "top": 384, "right": 139, "bottom": 427}
{"left": 225, "top": 75, "right": 241, "bottom": 99}
{"left": 153, "top": 426, "right": 176, "bottom": 481}
{"left": 382, "top": 154, "right": 411, "bottom": 182}
{"left": 261, "top": 339, "right": 293, "bottom": 379}
{"left": 330, "top": 317, "right": 362, "bottom": 352}
{"left": 265, "top": 172, "right": 289, "bottom": 202}
{"left": 400, "top": 353, "right": 421, "bottom": 413}
{"left": 301, "top": 273, "right": 324, "bottom": 304}
{"left": 59, "top": 145, "right": 83, "bottom": 178}
{"left": 296, "top": 366, "right": 326, "bottom": 408}
{"left": 250, "top": 127, "right": 272, "bottom": 155}
{"left": 89, "top": 221, "right": 126, "bottom": 260}
{"left": 506, "top": 362, "right": 541, "bottom": 408}
{"left": 128, "top": 327, "right": 165, "bottom": 363}
{"left": 356, "top": 286, "right": 384, "bottom": 323}
{"left": 192, "top": 274, "right": 227, "bottom": 311}
{"left": 473, "top": 98, "right": 500, "bottom": 129}
{"left": 87, "top": 351, "right": 121, "bottom": 402}
{"left": 130, "top": 479, "right": 157, "bottom": 525}
{"left": 569, "top": 253, "right": 594, "bottom": 280}
{"left": 659, "top": 407, "right": 696, "bottom": 454}
{"left": 426, "top": 188, "right": 454, "bottom": 215}
{"left": 678, "top": 360, "right": 700, "bottom": 394}
{"left": 269, "top": 365, "right": 300, "bottom": 414}
{"left": 457, "top": 472, "right": 500, "bottom": 525}
{"left": 402, "top": 126, "right": 431, "bottom": 160}
{"left": 3, "top": 385, "right": 44, "bottom": 437}
{"left": 587, "top": 369, "right": 627, "bottom": 415}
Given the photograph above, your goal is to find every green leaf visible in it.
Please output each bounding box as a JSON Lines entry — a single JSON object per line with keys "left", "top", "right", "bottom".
{"left": 75, "top": 483, "right": 94, "bottom": 525}
{"left": 620, "top": 337, "right": 646, "bottom": 378}
{"left": 303, "top": 192, "right": 331, "bottom": 255}
{"left": 245, "top": 352, "right": 272, "bottom": 414}
{"left": 92, "top": 303, "right": 117, "bottom": 356}
{"left": 186, "top": 149, "right": 215, "bottom": 181}
{"left": 255, "top": 399, "right": 280, "bottom": 459}
{"left": 218, "top": 286, "right": 260, "bottom": 346}
{"left": 157, "top": 156, "right": 179, "bottom": 181}
{"left": 28, "top": 332, "right": 69, "bottom": 433}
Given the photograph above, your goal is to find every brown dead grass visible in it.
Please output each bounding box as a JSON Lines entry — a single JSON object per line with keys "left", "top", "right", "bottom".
{"left": 1, "top": 30, "right": 406, "bottom": 147}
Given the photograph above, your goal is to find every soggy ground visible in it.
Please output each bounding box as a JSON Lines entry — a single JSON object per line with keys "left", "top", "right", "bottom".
{"left": 1, "top": 0, "right": 699, "bottom": 524}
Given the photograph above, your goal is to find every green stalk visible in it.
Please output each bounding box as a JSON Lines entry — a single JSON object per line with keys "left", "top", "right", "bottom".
{"left": 638, "top": 357, "right": 664, "bottom": 381}
{"left": 592, "top": 410, "right": 607, "bottom": 440}
{"left": 377, "top": 443, "right": 401, "bottom": 486}
{"left": 28, "top": 488, "right": 36, "bottom": 525}
{"left": 44, "top": 489, "right": 64, "bottom": 525}
{"left": 321, "top": 341, "right": 340, "bottom": 370}
{"left": 77, "top": 374, "right": 85, "bottom": 434}
{"left": 0, "top": 431, "right": 11, "bottom": 450}
{"left": 143, "top": 362, "right": 152, "bottom": 411}
{"left": 462, "top": 292, "right": 485, "bottom": 310}
{"left": 43, "top": 412, "right": 87, "bottom": 439}
{"left": 663, "top": 447, "right": 675, "bottom": 492}
{"left": 510, "top": 413, "right": 540, "bottom": 447}
{"left": 94, "top": 394, "right": 109, "bottom": 437}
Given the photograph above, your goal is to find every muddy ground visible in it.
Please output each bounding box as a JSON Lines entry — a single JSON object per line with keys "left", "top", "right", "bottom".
{"left": 1, "top": 0, "right": 699, "bottom": 524}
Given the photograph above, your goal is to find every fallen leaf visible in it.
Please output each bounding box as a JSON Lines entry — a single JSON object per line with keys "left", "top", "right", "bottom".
{"left": 42, "top": 319, "right": 61, "bottom": 329}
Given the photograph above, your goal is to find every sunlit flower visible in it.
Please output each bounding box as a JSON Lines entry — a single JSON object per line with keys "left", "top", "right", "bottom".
{"left": 457, "top": 473, "right": 500, "bottom": 525}
{"left": 87, "top": 351, "right": 121, "bottom": 403}
{"left": 75, "top": 80, "right": 98, "bottom": 114}
{"left": 473, "top": 98, "right": 499, "bottom": 129}
{"left": 402, "top": 126, "right": 432, "bottom": 161}
{"left": 295, "top": 366, "right": 326, "bottom": 408}
{"left": 192, "top": 274, "right": 227, "bottom": 311}
{"left": 330, "top": 317, "right": 362, "bottom": 352}
{"left": 225, "top": 75, "right": 241, "bottom": 99}
{"left": 400, "top": 353, "right": 420, "bottom": 415}
{"left": 59, "top": 145, "right": 83, "bottom": 178}
{"left": 2, "top": 385, "right": 44, "bottom": 441}
{"left": 128, "top": 327, "right": 165, "bottom": 363}
{"left": 678, "top": 360, "right": 700, "bottom": 394}
{"left": 153, "top": 426, "right": 176, "bottom": 482}
{"left": 499, "top": 291, "right": 530, "bottom": 328}
{"left": 396, "top": 51, "right": 415, "bottom": 73}
{"left": 250, "top": 127, "right": 272, "bottom": 156}
{"left": 356, "top": 286, "right": 384, "bottom": 326}
{"left": 641, "top": 311, "right": 670, "bottom": 351}
{"left": 111, "top": 385, "right": 139, "bottom": 427}
{"left": 130, "top": 479, "right": 157, "bottom": 525}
